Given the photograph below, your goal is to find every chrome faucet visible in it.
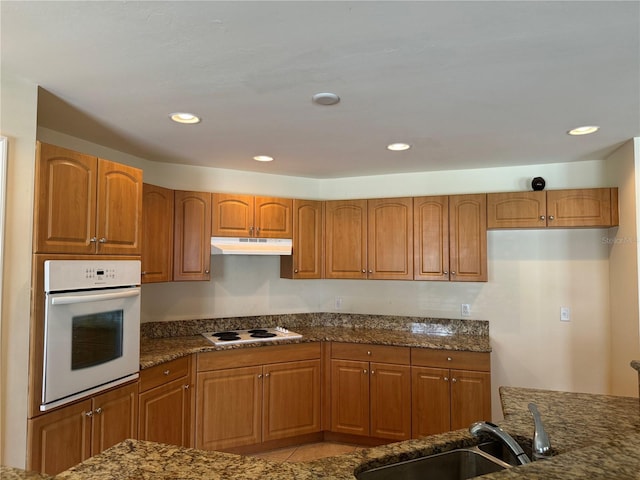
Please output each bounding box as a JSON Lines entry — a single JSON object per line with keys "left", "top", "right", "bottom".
{"left": 469, "top": 421, "right": 531, "bottom": 465}
{"left": 528, "top": 403, "right": 552, "bottom": 460}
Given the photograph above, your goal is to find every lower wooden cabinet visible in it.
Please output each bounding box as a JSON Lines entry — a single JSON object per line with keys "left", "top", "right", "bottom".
{"left": 411, "top": 349, "right": 491, "bottom": 438}
{"left": 138, "top": 356, "right": 193, "bottom": 447}
{"left": 27, "top": 382, "right": 138, "bottom": 475}
{"left": 195, "top": 343, "right": 321, "bottom": 451}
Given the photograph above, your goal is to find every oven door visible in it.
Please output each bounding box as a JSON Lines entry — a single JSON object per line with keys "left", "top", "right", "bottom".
{"left": 42, "top": 286, "right": 140, "bottom": 410}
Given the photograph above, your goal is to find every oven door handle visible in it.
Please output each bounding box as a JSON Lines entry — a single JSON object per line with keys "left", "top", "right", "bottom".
{"left": 50, "top": 288, "right": 140, "bottom": 305}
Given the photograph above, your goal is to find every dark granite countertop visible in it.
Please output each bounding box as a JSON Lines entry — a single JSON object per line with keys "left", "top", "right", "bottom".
{"left": 54, "top": 386, "right": 640, "bottom": 479}
{"left": 0, "top": 466, "right": 52, "bottom": 480}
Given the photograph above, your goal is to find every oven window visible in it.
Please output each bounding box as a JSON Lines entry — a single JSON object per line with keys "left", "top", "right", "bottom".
{"left": 71, "top": 310, "right": 123, "bottom": 370}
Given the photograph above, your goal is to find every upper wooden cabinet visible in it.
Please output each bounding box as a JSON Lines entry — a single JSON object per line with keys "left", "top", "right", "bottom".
{"left": 174, "top": 190, "right": 211, "bottom": 281}
{"left": 141, "top": 184, "right": 174, "bottom": 283}
{"left": 34, "top": 142, "right": 143, "bottom": 255}
{"left": 325, "top": 198, "right": 413, "bottom": 280}
{"left": 211, "top": 193, "right": 292, "bottom": 238}
{"left": 487, "top": 188, "right": 618, "bottom": 229}
{"left": 280, "top": 199, "right": 324, "bottom": 279}
{"left": 415, "top": 194, "right": 487, "bottom": 282}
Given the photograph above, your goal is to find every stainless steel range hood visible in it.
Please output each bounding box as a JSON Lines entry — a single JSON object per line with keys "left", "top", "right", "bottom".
{"left": 210, "top": 237, "right": 292, "bottom": 255}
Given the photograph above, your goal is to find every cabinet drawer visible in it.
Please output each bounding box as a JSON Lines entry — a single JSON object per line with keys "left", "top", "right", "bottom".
{"left": 331, "top": 342, "right": 410, "bottom": 364}
{"left": 411, "top": 349, "right": 490, "bottom": 371}
{"left": 197, "top": 342, "right": 321, "bottom": 372}
{"left": 140, "top": 356, "right": 190, "bottom": 392}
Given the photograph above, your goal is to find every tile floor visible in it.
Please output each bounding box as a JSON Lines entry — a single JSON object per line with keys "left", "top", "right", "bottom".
{"left": 248, "top": 442, "right": 362, "bottom": 463}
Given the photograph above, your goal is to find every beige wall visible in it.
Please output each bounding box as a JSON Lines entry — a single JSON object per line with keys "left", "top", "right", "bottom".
{"left": 0, "top": 74, "right": 38, "bottom": 467}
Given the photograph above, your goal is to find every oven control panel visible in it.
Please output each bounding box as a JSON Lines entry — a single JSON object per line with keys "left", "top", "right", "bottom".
{"left": 44, "top": 260, "right": 141, "bottom": 292}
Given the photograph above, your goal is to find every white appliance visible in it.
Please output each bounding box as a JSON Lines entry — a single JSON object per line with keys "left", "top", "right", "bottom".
{"left": 41, "top": 260, "right": 141, "bottom": 411}
{"left": 210, "top": 237, "right": 292, "bottom": 255}
{"left": 202, "top": 327, "right": 302, "bottom": 346}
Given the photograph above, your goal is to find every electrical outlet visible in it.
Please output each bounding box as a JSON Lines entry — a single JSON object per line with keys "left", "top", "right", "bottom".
{"left": 335, "top": 296, "right": 343, "bottom": 310}
{"left": 560, "top": 306, "right": 570, "bottom": 322}
{"left": 461, "top": 304, "right": 471, "bottom": 316}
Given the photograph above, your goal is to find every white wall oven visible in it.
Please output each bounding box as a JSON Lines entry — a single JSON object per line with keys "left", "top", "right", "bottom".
{"left": 41, "top": 260, "right": 141, "bottom": 411}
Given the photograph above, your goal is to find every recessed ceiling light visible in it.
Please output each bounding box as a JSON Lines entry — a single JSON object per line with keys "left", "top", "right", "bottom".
{"left": 253, "top": 155, "right": 274, "bottom": 162}
{"left": 387, "top": 143, "right": 411, "bottom": 151}
{"left": 567, "top": 125, "right": 599, "bottom": 136}
{"left": 170, "top": 112, "right": 201, "bottom": 124}
{"left": 312, "top": 92, "right": 340, "bottom": 106}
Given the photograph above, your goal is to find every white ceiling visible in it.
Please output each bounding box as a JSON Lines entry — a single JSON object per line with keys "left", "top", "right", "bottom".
{"left": 3, "top": 1, "right": 639, "bottom": 179}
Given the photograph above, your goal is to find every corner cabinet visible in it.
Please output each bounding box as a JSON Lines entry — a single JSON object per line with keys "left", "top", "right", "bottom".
{"left": 487, "top": 188, "right": 619, "bottom": 229}
{"left": 415, "top": 194, "right": 487, "bottom": 282}
{"left": 174, "top": 190, "right": 211, "bottom": 281}
{"left": 27, "top": 382, "right": 138, "bottom": 475}
{"left": 34, "top": 142, "right": 143, "bottom": 255}
{"left": 141, "top": 183, "right": 174, "bottom": 283}
{"left": 211, "top": 193, "right": 293, "bottom": 238}
{"left": 280, "top": 199, "right": 324, "bottom": 279}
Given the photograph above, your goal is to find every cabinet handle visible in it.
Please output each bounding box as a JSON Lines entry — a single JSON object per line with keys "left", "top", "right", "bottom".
{"left": 183, "top": 384, "right": 190, "bottom": 390}
{"left": 264, "top": 373, "right": 270, "bottom": 378}
{"left": 371, "top": 370, "right": 375, "bottom": 375}
{"left": 98, "top": 237, "right": 107, "bottom": 243}
{"left": 452, "top": 378, "right": 457, "bottom": 383}
{"left": 549, "top": 215, "right": 555, "bottom": 221}
{"left": 540, "top": 215, "right": 546, "bottom": 220}
{"left": 163, "top": 370, "right": 170, "bottom": 375}
{"left": 258, "top": 374, "right": 263, "bottom": 379}
{"left": 249, "top": 226, "right": 254, "bottom": 235}
{"left": 204, "top": 269, "right": 210, "bottom": 274}
{"left": 451, "top": 271, "right": 457, "bottom": 276}
{"left": 444, "top": 377, "right": 449, "bottom": 382}
{"left": 94, "top": 407, "right": 103, "bottom": 414}
{"left": 367, "top": 351, "right": 371, "bottom": 356}
{"left": 363, "top": 369, "right": 368, "bottom": 374}
{"left": 443, "top": 270, "right": 449, "bottom": 275}
{"left": 447, "top": 357, "right": 452, "bottom": 362}
{"left": 89, "top": 237, "right": 97, "bottom": 243}
{"left": 84, "top": 411, "right": 93, "bottom": 417}
{"left": 256, "top": 227, "right": 261, "bottom": 235}
{"left": 141, "top": 271, "right": 147, "bottom": 275}
{"left": 361, "top": 269, "right": 366, "bottom": 273}
{"left": 294, "top": 269, "right": 298, "bottom": 273}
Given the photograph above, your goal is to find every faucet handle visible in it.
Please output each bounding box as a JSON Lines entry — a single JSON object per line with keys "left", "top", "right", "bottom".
{"left": 528, "top": 403, "right": 552, "bottom": 460}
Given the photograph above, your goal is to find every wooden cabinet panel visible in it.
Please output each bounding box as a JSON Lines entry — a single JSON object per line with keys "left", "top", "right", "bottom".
{"left": 370, "top": 363, "right": 411, "bottom": 441}
{"left": 487, "top": 191, "right": 546, "bottom": 229}
{"left": 212, "top": 194, "right": 292, "bottom": 238}
{"left": 414, "top": 196, "right": 449, "bottom": 281}
{"left": 331, "top": 342, "right": 410, "bottom": 364}
{"left": 330, "top": 359, "right": 370, "bottom": 436}
{"left": 27, "top": 400, "right": 92, "bottom": 475}
{"left": 449, "top": 194, "right": 487, "bottom": 282}
{"left": 196, "top": 366, "right": 262, "bottom": 450}
{"left": 450, "top": 370, "right": 492, "bottom": 430}
{"left": 411, "top": 366, "right": 450, "bottom": 437}
{"left": 547, "top": 188, "right": 617, "bottom": 227}
{"left": 325, "top": 200, "right": 368, "bottom": 279}
{"left": 281, "top": 199, "right": 323, "bottom": 279}
{"left": 263, "top": 360, "right": 321, "bottom": 441}
{"left": 255, "top": 196, "right": 293, "bottom": 238}
{"left": 411, "top": 349, "right": 491, "bottom": 371}
{"left": 197, "top": 343, "right": 321, "bottom": 371}
{"left": 91, "top": 382, "right": 138, "bottom": 455}
{"left": 139, "top": 377, "right": 191, "bottom": 447}
{"left": 141, "top": 183, "right": 174, "bottom": 283}
{"left": 367, "top": 197, "right": 413, "bottom": 280}
{"left": 139, "top": 356, "right": 190, "bottom": 392}
{"left": 174, "top": 190, "right": 211, "bottom": 281}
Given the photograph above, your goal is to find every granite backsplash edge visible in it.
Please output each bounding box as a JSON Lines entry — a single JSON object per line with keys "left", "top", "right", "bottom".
{"left": 140, "top": 313, "right": 489, "bottom": 339}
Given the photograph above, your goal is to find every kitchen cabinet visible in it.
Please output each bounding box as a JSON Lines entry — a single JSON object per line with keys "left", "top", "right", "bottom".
{"left": 34, "top": 142, "right": 143, "bottom": 255}
{"left": 414, "top": 194, "right": 487, "bottom": 282}
{"left": 138, "top": 356, "right": 193, "bottom": 447}
{"left": 27, "top": 382, "right": 138, "bottom": 475}
{"left": 330, "top": 343, "right": 411, "bottom": 441}
{"left": 195, "top": 343, "right": 321, "bottom": 451}
{"left": 487, "top": 188, "right": 619, "bottom": 229}
{"left": 280, "top": 199, "right": 324, "bottom": 279}
{"left": 411, "top": 349, "right": 491, "bottom": 437}
{"left": 141, "top": 183, "right": 174, "bottom": 283}
{"left": 211, "top": 193, "right": 292, "bottom": 238}
{"left": 325, "top": 198, "right": 413, "bottom": 280}
{"left": 174, "top": 190, "right": 211, "bottom": 281}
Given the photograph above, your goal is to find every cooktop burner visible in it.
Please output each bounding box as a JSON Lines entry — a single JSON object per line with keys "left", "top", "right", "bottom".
{"left": 202, "top": 327, "right": 302, "bottom": 346}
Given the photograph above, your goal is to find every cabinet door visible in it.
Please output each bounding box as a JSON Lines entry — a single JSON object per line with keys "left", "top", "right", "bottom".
{"left": 281, "top": 199, "right": 323, "bottom": 279}
{"left": 449, "top": 194, "right": 487, "bottom": 282}
{"left": 33, "top": 142, "right": 97, "bottom": 254}
{"left": 411, "top": 366, "right": 451, "bottom": 437}
{"left": 330, "top": 359, "right": 370, "bottom": 436}
{"left": 414, "top": 196, "right": 449, "bottom": 281}
{"left": 196, "top": 366, "right": 262, "bottom": 450}
{"left": 487, "top": 191, "right": 546, "bottom": 229}
{"left": 263, "top": 359, "right": 321, "bottom": 442}
{"left": 370, "top": 363, "right": 411, "bottom": 440}
{"left": 367, "top": 198, "right": 413, "bottom": 280}
{"left": 325, "top": 200, "right": 368, "bottom": 279}
{"left": 91, "top": 382, "right": 138, "bottom": 456}
{"left": 174, "top": 191, "right": 211, "bottom": 281}
{"left": 27, "top": 400, "right": 92, "bottom": 475}
{"left": 450, "top": 370, "right": 492, "bottom": 430}
{"left": 139, "top": 377, "right": 191, "bottom": 447}
{"left": 95, "top": 159, "right": 143, "bottom": 254}
{"left": 141, "top": 184, "right": 174, "bottom": 283}
{"left": 547, "top": 188, "right": 616, "bottom": 227}
{"left": 211, "top": 193, "right": 253, "bottom": 237}
{"left": 255, "top": 196, "right": 293, "bottom": 238}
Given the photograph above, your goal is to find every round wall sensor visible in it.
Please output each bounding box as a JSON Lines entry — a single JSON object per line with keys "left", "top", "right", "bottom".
{"left": 531, "top": 177, "right": 546, "bottom": 191}
{"left": 312, "top": 92, "right": 340, "bottom": 105}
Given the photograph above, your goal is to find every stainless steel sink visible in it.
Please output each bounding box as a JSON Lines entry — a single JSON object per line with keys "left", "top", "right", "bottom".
{"left": 356, "top": 443, "right": 514, "bottom": 480}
